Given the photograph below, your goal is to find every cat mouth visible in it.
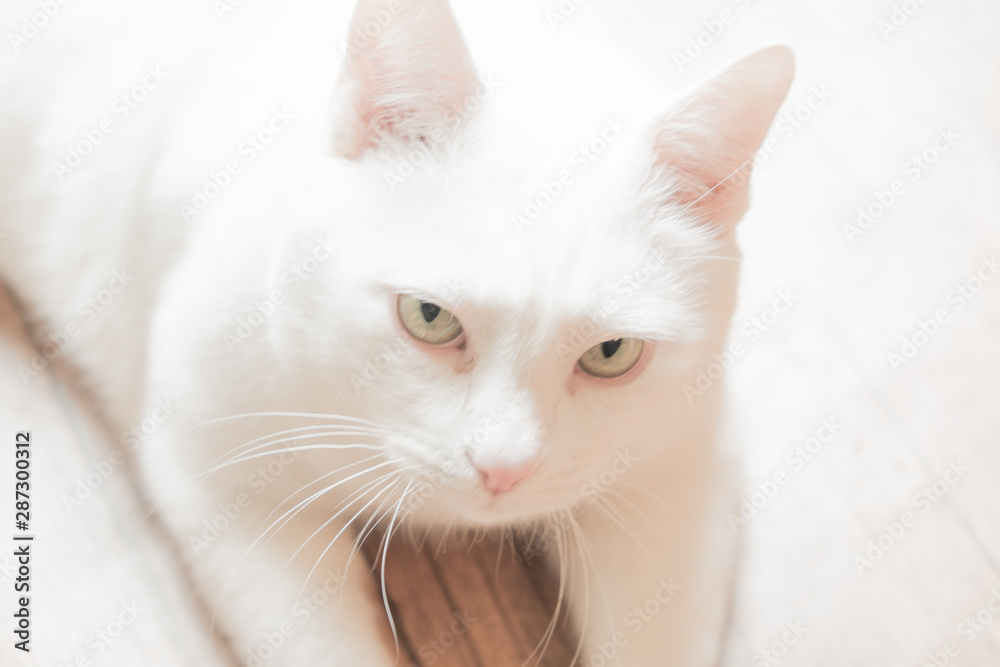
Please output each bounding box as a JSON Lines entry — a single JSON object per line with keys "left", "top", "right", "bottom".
{"left": 446, "top": 485, "right": 570, "bottom": 527}
{"left": 396, "top": 473, "right": 554, "bottom": 527}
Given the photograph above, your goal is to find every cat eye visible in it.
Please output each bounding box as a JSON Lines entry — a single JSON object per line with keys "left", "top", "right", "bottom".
{"left": 398, "top": 294, "right": 463, "bottom": 345}
{"left": 578, "top": 338, "right": 644, "bottom": 378}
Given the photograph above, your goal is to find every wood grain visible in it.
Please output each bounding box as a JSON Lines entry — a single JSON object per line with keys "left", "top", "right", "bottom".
{"left": 361, "top": 531, "right": 579, "bottom": 667}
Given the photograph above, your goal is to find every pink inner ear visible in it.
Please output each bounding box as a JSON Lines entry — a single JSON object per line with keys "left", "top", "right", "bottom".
{"left": 331, "top": 0, "right": 480, "bottom": 159}
{"left": 650, "top": 46, "right": 795, "bottom": 227}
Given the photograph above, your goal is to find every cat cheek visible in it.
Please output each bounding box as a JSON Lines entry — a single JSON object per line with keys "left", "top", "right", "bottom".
{"left": 406, "top": 336, "right": 469, "bottom": 369}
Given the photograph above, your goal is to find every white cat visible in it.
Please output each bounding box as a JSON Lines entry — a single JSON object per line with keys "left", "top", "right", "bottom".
{"left": 0, "top": 0, "right": 793, "bottom": 664}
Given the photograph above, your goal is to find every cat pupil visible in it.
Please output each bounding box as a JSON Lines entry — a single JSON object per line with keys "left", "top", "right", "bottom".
{"left": 601, "top": 339, "right": 622, "bottom": 358}
{"left": 421, "top": 302, "right": 441, "bottom": 323}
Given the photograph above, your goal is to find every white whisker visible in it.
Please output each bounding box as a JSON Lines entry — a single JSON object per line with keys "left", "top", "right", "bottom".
{"left": 198, "top": 442, "right": 388, "bottom": 478}
{"left": 296, "top": 472, "right": 413, "bottom": 601}
{"left": 205, "top": 423, "right": 394, "bottom": 469}
{"left": 381, "top": 479, "right": 415, "bottom": 661}
{"left": 179, "top": 411, "right": 388, "bottom": 435}
{"left": 259, "top": 458, "right": 402, "bottom": 549}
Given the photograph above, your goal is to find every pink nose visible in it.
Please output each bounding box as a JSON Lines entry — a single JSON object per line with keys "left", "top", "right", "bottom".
{"left": 477, "top": 463, "right": 537, "bottom": 495}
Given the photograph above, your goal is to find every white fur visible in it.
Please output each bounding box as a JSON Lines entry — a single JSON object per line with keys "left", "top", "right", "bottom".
{"left": 0, "top": 0, "right": 792, "bottom": 664}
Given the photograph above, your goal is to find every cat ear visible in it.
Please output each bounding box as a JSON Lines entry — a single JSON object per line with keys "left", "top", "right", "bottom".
{"left": 331, "top": 0, "right": 479, "bottom": 159}
{"left": 649, "top": 45, "right": 794, "bottom": 231}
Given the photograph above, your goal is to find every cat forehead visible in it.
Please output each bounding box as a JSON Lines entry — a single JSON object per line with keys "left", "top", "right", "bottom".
{"left": 377, "top": 150, "right": 650, "bottom": 302}
{"left": 372, "top": 194, "right": 707, "bottom": 345}
{"left": 350, "top": 90, "right": 711, "bottom": 342}
{"left": 375, "top": 108, "right": 657, "bottom": 265}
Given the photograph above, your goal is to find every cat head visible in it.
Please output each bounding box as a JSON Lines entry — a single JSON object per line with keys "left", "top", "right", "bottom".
{"left": 163, "top": 0, "right": 793, "bottom": 529}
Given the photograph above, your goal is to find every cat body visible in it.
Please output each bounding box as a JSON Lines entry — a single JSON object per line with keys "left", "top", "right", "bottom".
{"left": 0, "top": 1, "right": 793, "bottom": 664}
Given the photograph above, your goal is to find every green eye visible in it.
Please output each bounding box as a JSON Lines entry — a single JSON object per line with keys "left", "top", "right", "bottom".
{"left": 398, "top": 294, "right": 463, "bottom": 344}
{"left": 578, "top": 338, "right": 644, "bottom": 378}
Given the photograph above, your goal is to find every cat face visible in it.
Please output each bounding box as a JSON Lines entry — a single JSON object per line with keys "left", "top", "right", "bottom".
{"left": 156, "top": 0, "right": 792, "bottom": 529}
{"left": 316, "top": 137, "right": 724, "bottom": 526}
{"left": 329, "top": 183, "right": 712, "bottom": 524}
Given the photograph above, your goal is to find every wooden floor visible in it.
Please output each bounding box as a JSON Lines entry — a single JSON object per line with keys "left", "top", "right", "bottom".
{"left": 2, "top": 0, "right": 1000, "bottom": 665}
{"left": 361, "top": 531, "right": 578, "bottom": 667}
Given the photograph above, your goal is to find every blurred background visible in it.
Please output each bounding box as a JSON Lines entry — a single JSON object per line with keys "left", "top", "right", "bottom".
{"left": 614, "top": 1, "right": 1000, "bottom": 665}
{"left": 1, "top": 0, "right": 999, "bottom": 665}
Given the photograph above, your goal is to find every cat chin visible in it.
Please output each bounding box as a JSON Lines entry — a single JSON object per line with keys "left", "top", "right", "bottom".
{"left": 406, "top": 489, "right": 574, "bottom": 530}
